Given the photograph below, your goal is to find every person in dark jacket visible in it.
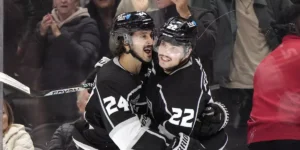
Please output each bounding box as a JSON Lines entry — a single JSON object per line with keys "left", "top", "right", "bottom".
{"left": 22, "top": 0, "right": 101, "bottom": 124}
{"left": 207, "top": 0, "right": 292, "bottom": 129}
{"left": 203, "top": 0, "right": 292, "bottom": 149}
{"left": 188, "top": 0, "right": 212, "bottom": 9}
{"left": 13, "top": 0, "right": 36, "bottom": 54}
{"left": 4, "top": 0, "right": 25, "bottom": 77}
{"left": 86, "top": 0, "right": 121, "bottom": 58}
{"left": 149, "top": 0, "right": 217, "bottom": 83}
{"left": 29, "top": 0, "right": 53, "bottom": 23}
{"left": 17, "top": 0, "right": 54, "bottom": 58}
{"left": 248, "top": 4, "right": 300, "bottom": 150}
{"left": 47, "top": 90, "right": 90, "bottom": 150}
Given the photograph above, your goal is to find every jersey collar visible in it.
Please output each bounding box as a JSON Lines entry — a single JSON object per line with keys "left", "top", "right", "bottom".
{"left": 169, "top": 58, "right": 193, "bottom": 75}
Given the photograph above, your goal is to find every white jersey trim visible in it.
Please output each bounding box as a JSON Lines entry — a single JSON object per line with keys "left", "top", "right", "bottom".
{"left": 170, "top": 58, "right": 193, "bottom": 75}
{"left": 146, "top": 130, "right": 169, "bottom": 147}
{"left": 72, "top": 137, "right": 98, "bottom": 150}
{"left": 159, "top": 124, "right": 176, "bottom": 140}
{"left": 95, "top": 81, "right": 115, "bottom": 128}
{"left": 219, "top": 133, "right": 229, "bottom": 150}
{"left": 190, "top": 89, "right": 203, "bottom": 136}
{"left": 109, "top": 116, "right": 150, "bottom": 150}
{"left": 157, "top": 84, "right": 172, "bottom": 116}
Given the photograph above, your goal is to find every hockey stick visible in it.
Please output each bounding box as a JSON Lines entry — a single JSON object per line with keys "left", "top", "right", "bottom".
{"left": 0, "top": 72, "right": 94, "bottom": 97}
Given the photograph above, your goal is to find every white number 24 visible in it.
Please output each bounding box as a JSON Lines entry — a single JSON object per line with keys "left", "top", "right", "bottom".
{"left": 169, "top": 108, "right": 195, "bottom": 128}
{"left": 103, "top": 96, "right": 129, "bottom": 116}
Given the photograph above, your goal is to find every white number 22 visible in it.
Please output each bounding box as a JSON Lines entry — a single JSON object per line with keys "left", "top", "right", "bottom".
{"left": 169, "top": 108, "right": 195, "bottom": 128}
{"left": 103, "top": 96, "right": 129, "bottom": 116}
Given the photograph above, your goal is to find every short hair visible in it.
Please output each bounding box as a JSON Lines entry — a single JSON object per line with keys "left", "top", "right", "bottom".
{"left": 272, "top": 4, "right": 300, "bottom": 40}
{"left": 109, "top": 35, "right": 126, "bottom": 57}
{"left": 278, "top": 4, "right": 300, "bottom": 24}
{"left": 3, "top": 100, "right": 14, "bottom": 127}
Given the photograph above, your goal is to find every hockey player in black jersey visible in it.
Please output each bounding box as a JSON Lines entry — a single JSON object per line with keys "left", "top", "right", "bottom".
{"left": 146, "top": 16, "right": 229, "bottom": 149}
{"left": 72, "top": 11, "right": 206, "bottom": 150}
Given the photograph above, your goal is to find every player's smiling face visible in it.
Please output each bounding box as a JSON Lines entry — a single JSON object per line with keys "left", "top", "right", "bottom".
{"left": 131, "top": 30, "right": 153, "bottom": 63}
{"left": 157, "top": 40, "right": 190, "bottom": 72}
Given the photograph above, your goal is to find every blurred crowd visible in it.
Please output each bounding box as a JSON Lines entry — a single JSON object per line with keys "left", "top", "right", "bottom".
{"left": 2, "top": 0, "right": 300, "bottom": 149}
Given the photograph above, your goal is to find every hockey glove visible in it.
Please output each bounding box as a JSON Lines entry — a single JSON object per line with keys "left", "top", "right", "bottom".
{"left": 194, "top": 102, "right": 229, "bottom": 138}
{"left": 167, "top": 133, "right": 205, "bottom": 150}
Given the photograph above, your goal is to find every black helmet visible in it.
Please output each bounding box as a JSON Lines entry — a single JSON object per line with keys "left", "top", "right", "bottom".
{"left": 154, "top": 16, "right": 198, "bottom": 50}
{"left": 109, "top": 11, "right": 154, "bottom": 57}
{"left": 112, "top": 11, "right": 154, "bottom": 33}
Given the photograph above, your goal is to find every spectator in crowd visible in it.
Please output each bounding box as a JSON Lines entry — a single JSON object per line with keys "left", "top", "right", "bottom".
{"left": 3, "top": 100, "right": 34, "bottom": 150}
{"left": 29, "top": 0, "right": 53, "bottom": 23}
{"left": 149, "top": 0, "right": 217, "bottom": 83}
{"left": 116, "top": 0, "right": 158, "bottom": 15}
{"left": 188, "top": 0, "right": 212, "bottom": 9}
{"left": 47, "top": 89, "right": 90, "bottom": 150}
{"left": 22, "top": 0, "right": 100, "bottom": 124}
{"left": 86, "top": 0, "right": 121, "bottom": 58}
{"left": 248, "top": 4, "right": 300, "bottom": 150}
{"left": 18, "top": 0, "right": 53, "bottom": 55}
{"left": 3, "top": 0, "right": 25, "bottom": 77}
{"left": 209, "top": 0, "right": 292, "bottom": 129}
{"left": 17, "top": 0, "right": 53, "bottom": 89}
{"left": 80, "top": 0, "right": 90, "bottom": 7}
{"left": 14, "top": 0, "right": 36, "bottom": 54}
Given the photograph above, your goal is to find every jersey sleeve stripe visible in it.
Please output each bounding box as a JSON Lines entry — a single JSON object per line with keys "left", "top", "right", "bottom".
{"left": 208, "top": 90, "right": 214, "bottom": 103}
{"left": 190, "top": 67, "right": 205, "bottom": 136}
{"left": 72, "top": 137, "right": 98, "bottom": 150}
{"left": 159, "top": 124, "right": 176, "bottom": 140}
{"left": 146, "top": 130, "right": 169, "bottom": 147}
{"left": 219, "top": 134, "right": 228, "bottom": 150}
{"left": 95, "top": 84, "right": 115, "bottom": 128}
{"left": 108, "top": 116, "right": 148, "bottom": 149}
{"left": 136, "top": 102, "right": 148, "bottom": 105}
{"left": 126, "top": 84, "right": 142, "bottom": 101}
{"left": 157, "top": 84, "right": 172, "bottom": 116}
{"left": 190, "top": 90, "right": 203, "bottom": 136}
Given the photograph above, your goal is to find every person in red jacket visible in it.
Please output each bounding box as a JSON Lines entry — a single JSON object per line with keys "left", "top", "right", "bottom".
{"left": 248, "top": 4, "right": 300, "bottom": 150}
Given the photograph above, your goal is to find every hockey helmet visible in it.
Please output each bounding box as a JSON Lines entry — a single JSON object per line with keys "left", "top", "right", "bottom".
{"left": 154, "top": 16, "right": 198, "bottom": 54}
{"left": 109, "top": 11, "right": 154, "bottom": 56}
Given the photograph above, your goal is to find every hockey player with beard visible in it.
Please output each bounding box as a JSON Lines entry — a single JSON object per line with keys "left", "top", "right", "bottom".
{"left": 73, "top": 11, "right": 206, "bottom": 150}
{"left": 145, "top": 16, "right": 229, "bottom": 149}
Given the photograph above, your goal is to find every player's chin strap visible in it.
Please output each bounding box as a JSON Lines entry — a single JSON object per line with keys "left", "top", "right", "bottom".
{"left": 124, "top": 34, "right": 150, "bottom": 64}
{"left": 125, "top": 49, "right": 149, "bottom": 64}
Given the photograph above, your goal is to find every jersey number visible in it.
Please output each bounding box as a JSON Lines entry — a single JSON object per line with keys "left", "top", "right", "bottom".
{"left": 169, "top": 108, "right": 195, "bottom": 128}
{"left": 103, "top": 96, "right": 129, "bottom": 116}
{"left": 166, "top": 24, "right": 178, "bottom": 31}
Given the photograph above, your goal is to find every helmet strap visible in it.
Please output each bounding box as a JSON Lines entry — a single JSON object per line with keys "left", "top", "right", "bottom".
{"left": 128, "top": 49, "right": 149, "bottom": 64}
{"left": 123, "top": 34, "right": 150, "bottom": 64}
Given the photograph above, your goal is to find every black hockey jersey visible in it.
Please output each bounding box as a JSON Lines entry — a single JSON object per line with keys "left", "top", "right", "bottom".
{"left": 145, "top": 57, "right": 214, "bottom": 140}
{"left": 83, "top": 57, "right": 171, "bottom": 150}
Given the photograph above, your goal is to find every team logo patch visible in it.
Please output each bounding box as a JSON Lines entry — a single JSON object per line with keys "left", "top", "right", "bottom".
{"left": 117, "top": 13, "right": 131, "bottom": 21}
{"left": 187, "top": 21, "right": 197, "bottom": 28}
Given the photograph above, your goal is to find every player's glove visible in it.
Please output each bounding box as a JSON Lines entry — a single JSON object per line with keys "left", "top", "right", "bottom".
{"left": 194, "top": 102, "right": 229, "bottom": 138}
{"left": 167, "top": 133, "right": 205, "bottom": 150}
